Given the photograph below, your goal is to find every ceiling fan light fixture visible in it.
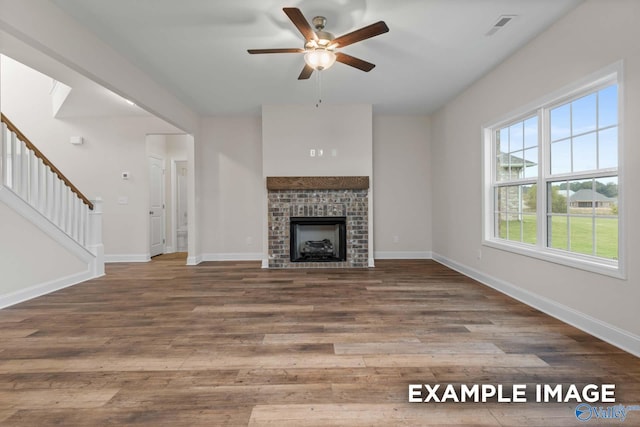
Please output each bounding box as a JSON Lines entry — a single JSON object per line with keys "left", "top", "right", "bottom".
{"left": 304, "top": 49, "right": 336, "bottom": 71}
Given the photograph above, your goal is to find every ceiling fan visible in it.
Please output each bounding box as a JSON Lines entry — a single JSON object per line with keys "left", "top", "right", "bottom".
{"left": 248, "top": 7, "right": 389, "bottom": 80}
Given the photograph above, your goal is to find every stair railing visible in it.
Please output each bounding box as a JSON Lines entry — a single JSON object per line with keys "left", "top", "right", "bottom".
{"left": 1, "top": 113, "right": 101, "bottom": 253}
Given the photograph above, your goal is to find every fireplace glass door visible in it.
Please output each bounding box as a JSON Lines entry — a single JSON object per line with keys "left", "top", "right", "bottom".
{"left": 290, "top": 217, "right": 346, "bottom": 262}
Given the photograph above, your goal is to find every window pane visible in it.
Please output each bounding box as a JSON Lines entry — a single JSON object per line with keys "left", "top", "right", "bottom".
{"left": 595, "top": 177, "right": 618, "bottom": 216}
{"left": 524, "top": 117, "right": 538, "bottom": 148}
{"left": 509, "top": 122, "right": 523, "bottom": 152}
{"left": 496, "top": 187, "right": 508, "bottom": 213}
{"left": 508, "top": 219, "right": 522, "bottom": 242}
{"left": 497, "top": 215, "right": 507, "bottom": 239}
{"left": 551, "top": 140, "right": 571, "bottom": 174}
{"left": 549, "top": 182, "right": 568, "bottom": 213}
{"left": 570, "top": 216, "right": 594, "bottom": 256}
{"left": 495, "top": 187, "right": 508, "bottom": 239}
{"left": 572, "top": 93, "right": 597, "bottom": 134}
{"left": 507, "top": 185, "right": 522, "bottom": 213}
{"left": 495, "top": 185, "right": 536, "bottom": 245}
{"left": 595, "top": 176, "right": 618, "bottom": 198}
{"left": 496, "top": 129, "right": 508, "bottom": 182}
{"left": 523, "top": 183, "right": 537, "bottom": 212}
{"left": 550, "top": 104, "right": 570, "bottom": 141}
{"left": 523, "top": 147, "right": 538, "bottom": 178}
{"left": 598, "top": 127, "right": 617, "bottom": 169}
{"left": 572, "top": 133, "right": 597, "bottom": 172}
{"left": 548, "top": 215, "right": 568, "bottom": 250}
{"left": 598, "top": 85, "right": 618, "bottom": 128}
{"left": 568, "top": 179, "right": 593, "bottom": 211}
{"left": 596, "top": 218, "right": 618, "bottom": 259}
{"left": 510, "top": 150, "right": 524, "bottom": 179}
{"left": 522, "top": 214, "right": 537, "bottom": 244}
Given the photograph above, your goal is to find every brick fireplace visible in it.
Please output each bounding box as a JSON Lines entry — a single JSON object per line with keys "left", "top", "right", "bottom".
{"left": 266, "top": 176, "right": 369, "bottom": 268}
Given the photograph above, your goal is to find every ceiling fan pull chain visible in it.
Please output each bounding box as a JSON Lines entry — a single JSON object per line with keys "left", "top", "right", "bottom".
{"left": 316, "top": 71, "right": 322, "bottom": 108}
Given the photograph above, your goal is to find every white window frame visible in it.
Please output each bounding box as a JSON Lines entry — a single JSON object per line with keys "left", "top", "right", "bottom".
{"left": 482, "top": 62, "right": 625, "bottom": 279}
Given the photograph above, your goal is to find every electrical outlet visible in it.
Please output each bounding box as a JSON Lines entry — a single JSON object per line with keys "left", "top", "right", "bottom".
{"left": 310, "top": 149, "right": 316, "bottom": 157}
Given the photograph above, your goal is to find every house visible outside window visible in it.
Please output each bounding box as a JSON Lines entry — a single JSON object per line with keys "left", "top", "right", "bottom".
{"left": 483, "top": 64, "right": 622, "bottom": 277}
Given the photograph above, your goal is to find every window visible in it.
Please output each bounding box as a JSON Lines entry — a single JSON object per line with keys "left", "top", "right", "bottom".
{"left": 483, "top": 66, "right": 622, "bottom": 277}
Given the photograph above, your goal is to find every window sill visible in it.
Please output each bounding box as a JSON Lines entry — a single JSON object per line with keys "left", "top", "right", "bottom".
{"left": 482, "top": 239, "right": 625, "bottom": 280}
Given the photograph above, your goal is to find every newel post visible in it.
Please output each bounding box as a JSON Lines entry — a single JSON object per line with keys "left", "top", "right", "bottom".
{"left": 88, "top": 196, "right": 105, "bottom": 276}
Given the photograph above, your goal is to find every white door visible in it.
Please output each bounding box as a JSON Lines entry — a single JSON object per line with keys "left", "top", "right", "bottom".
{"left": 149, "top": 157, "right": 165, "bottom": 257}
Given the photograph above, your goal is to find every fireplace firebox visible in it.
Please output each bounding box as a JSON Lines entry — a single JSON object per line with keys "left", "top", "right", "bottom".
{"left": 290, "top": 217, "right": 346, "bottom": 262}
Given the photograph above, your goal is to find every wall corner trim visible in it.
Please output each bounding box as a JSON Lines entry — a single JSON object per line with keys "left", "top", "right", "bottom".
{"left": 432, "top": 252, "right": 640, "bottom": 358}
{"left": 186, "top": 255, "right": 203, "bottom": 266}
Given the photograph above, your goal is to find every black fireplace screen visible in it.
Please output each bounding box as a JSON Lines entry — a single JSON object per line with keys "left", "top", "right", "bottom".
{"left": 290, "top": 216, "right": 346, "bottom": 262}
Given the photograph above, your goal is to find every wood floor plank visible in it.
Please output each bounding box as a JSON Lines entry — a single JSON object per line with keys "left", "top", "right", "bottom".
{"left": 0, "top": 389, "right": 119, "bottom": 409}
{"left": 0, "top": 257, "right": 637, "bottom": 426}
{"left": 248, "top": 404, "right": 501, "bottom": 426}
{"left": 362, "top": 354, "right": 548, "bottom": 368}
{"left": 334, "top": 342, "right": 504, "bottom": 355}
{"left": 263, "top": 332, "right": 421, "bottom": 344}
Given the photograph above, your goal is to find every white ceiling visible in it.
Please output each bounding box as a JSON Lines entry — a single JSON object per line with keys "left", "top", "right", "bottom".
{"left": 44, "top": 0, "right": 582, "bottom": 116}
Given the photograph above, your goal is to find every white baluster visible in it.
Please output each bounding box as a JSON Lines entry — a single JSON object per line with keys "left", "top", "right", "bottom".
{"left": 54, "top": 178, "right": 62, "bottom": 228}
{"left": 20, "top": 140, "right": 29, "bottom": 200}
{"left": 64, "top": 188, "right": 71, "bottom": 235}
{"left": 37, "top": 159, "right": 47, "bottom": 213}
{"left": 68, "top": 188, "right": 75, "bottom": 236}
{"left": 78, "top": 203, "right": 86, "bottom": 246}
{"left": 45, "top": 166, "right": 53, "bottom": 219}
{"left": 74, "top": 196, "right": 81, "bottom": 241}
{"left": 29, "top": 150, "right": 38, "bottom": 207}
{"left": 10, "top": 132, "right": 18, "bottom": 191}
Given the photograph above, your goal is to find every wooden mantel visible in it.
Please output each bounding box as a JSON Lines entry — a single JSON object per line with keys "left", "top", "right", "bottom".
{"left": 266, "top": 176, "right": 369, "bottom": 191}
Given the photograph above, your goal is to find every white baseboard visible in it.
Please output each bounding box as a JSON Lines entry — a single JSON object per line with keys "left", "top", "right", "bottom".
{"left": 201, "top": 253, "right": 263, "bottom": 262}
{"left": 432, "top": 252, "right": 640, "bottom": 358}
{"left": 186, "top": 254, "right": 202, "bottom": 266}
{"left": 0, "top": 269, "right": 96, "bottom": 309}
{"left": 104, "top": 254, "right": 151, "bottom": 263}
{"left": 374, "top": 251, "right": 433, "bottom": 260}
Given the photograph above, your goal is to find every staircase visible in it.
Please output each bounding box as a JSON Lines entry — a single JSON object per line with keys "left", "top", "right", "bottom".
{"left": 0, "top": 113, "right": 104, "bottom": 307}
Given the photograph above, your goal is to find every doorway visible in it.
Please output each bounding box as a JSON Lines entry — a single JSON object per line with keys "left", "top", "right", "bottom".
{"left": 146, "top": 134, "right": 190, "bottom": 258}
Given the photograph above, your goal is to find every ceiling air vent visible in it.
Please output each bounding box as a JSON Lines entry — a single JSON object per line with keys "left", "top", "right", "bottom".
{"left": 486, "top": 15, "right": 517, "bottom": 36}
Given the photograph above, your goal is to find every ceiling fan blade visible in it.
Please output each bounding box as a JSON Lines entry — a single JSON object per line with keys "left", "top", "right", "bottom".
{"left": 331, "top": 21, "right": 389, "bottom": 48}
{"left": 335, "top": 52, "right": 375, "bottom": 72}
{"left": 298, "top": 64, "right": 314, "bottom": 80}
{"left": 247, "top": 48, "right": 305, "bottom": 54}
{"left": 283, "top": 7, "right": 317, "bottom": 42}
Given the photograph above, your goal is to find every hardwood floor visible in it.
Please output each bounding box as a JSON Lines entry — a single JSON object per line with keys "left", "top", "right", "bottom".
{"left": 0, "top": 258, "right": 638, "bottom": 426}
